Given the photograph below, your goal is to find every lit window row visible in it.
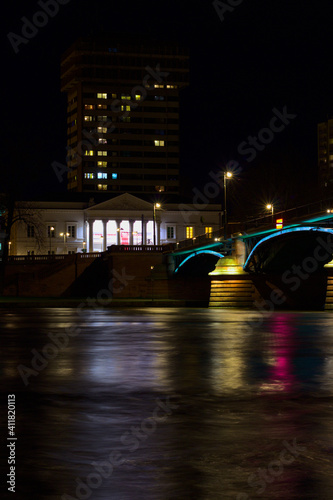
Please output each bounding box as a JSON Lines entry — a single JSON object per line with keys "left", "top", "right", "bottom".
{"left": 85, "top": 150, "right": 108, "bottom": 156}
{"left": 96, "top": 93, "right": 117, "bottom": 99}
{"left": 98, "top": 184, "right": 107, "bottom": 190}
{"left": 154, "top": 140, "right": 165, "bottom": 147}
{"left": 84, "top": 172, "right": 118, "bottom": 179}
{"left": 84, "top": 115, "right": 110, "bottom": 122}
{"left": 85, "top": 104, "right": 107, "bottom": 110}
{"left": 153, "top": 84, "right": 177, "bottom": 89}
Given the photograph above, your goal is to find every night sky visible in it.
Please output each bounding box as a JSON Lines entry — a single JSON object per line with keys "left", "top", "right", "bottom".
{"left": 2, "top": 0, "right": 333, "bottom": 217}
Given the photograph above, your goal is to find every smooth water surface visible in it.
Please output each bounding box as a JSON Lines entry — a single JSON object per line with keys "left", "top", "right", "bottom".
{"left": 1, "top": 307, "right": 333, "bottom": 499}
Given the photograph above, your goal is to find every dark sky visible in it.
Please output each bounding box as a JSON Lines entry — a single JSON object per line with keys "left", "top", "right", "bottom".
{"left": 2, "top": 0, "right": 333, "bottom": 214}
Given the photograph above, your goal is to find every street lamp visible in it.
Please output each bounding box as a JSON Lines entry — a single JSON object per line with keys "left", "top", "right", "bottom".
{"left": 266, "top": 204, "right": 274, "bottom": 222}
{"left": 223, "top": 171, "right": 233, "bottom": 240}
{"left": 49, "top": 226, "right": 54, "bottom": 254}
{"left": 153, "top": 203, "right": 161, "bottom": 245}
{"left": 60, "top": 232, "right": 70, "bottom": 254}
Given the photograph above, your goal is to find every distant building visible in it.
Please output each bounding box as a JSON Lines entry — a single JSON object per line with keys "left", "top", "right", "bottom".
{"left": 9, "top": 193, "right": 220, "bottom": 255}
{"left": 60, "top": 35, "right": 189, "bottom": 196}
{"left": 318, "top": 118, "right": 333, "bottom": 191}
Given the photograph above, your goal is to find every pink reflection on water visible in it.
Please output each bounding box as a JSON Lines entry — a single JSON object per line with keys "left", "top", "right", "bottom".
{"left": 260, "top": 313, "right": 297, "bottom": 393}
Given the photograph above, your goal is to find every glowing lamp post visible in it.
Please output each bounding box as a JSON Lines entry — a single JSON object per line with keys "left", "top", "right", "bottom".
{"left": 266, "top": 204, "right": 274, "bottom": 222}
{"left": 49, "top": 226, "right": 54, "bottom": 254}
{"left": 153, "top": 203, "right": 161, "bottom": 245}
{"left": 60, "top": 232, "right": 70, "bottom": 254}
{"left": 223, "top": 171, "right": 233, "bottom": 240}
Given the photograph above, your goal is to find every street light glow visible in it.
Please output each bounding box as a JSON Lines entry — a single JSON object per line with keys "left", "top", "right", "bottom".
{"left": 226, "top": 171, "right": 232, "bottom": 178}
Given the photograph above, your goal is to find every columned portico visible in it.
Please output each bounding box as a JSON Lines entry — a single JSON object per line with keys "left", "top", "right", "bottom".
{"left": 129, "top": 220, "right": 134, "bottom": 245}
{"left": 89, "top": 219, "right": 95, "bottom": 253}
{"left": 102, "top": 220, "right": 107, "bottom": 251}
{"left": 142, "top": 216, "right": 146, "bottom": 245}
{"left": 116, "top": 219, "right": 122, "bottom": 245}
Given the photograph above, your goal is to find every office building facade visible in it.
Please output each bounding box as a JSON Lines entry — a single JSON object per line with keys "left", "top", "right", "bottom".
{"left": 60, "top": 36, "right": 189, "bottom": 195}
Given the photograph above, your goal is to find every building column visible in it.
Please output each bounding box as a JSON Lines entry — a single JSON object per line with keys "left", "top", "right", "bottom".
{"left": 141, "top": 215, "right": 146, "bottom": 245}
{"left": 116, "top": 219, "right": 122, "bottom": 246}
{"left": 102, "top": 220, "right": 107, "bottom": 251}
{"left": 156, "top": 221, "right": 161, "bottom": 245}
{"left": 89, "top": 220, "right": 94, "bottom": 253}
{"left": 129, "top": 220, "right": 134, "bottom": 246}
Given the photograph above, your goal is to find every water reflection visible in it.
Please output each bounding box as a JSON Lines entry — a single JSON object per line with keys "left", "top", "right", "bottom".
{"left": 1, "top": 308, "right": 333, "bottom": 499}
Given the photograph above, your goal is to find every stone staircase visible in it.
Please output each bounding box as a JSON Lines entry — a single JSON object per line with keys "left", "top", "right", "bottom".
{"left": 209, "top": 279, "right": 256, "bottom": 308}
{"left": 325, "top": 277, "right": 333, "bottom": 309}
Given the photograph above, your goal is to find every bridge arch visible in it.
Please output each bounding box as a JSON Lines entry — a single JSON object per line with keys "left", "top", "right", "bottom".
{"left": 243, "top": 226, "right": 333, "bottom": 273}
{"left": 174, "top": 250, "right": 224, "bottom": 275}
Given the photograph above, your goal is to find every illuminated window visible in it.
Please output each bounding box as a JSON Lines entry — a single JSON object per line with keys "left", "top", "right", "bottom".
{"left": 97, "top": 104, "right": 107, "bottom": 109}
{"left": 155, "top": 186, "right": 165, "bottom": 192}
{"left": 99, "top": 138, "right": 107, "bottom": 144}
{"left": 67, "top": 225, "right": 76, "bottom": 238}
{"left": 135, "top": 94, "right": 141, "bottom": 101}
{"left": 154, "top": 140, "right": 165, "bottom": 146}
{"left": 84, "top": 104, "right": 94, "bottom": 110}
{"left": 154, "top": 84, "right": 164, "bottom": 88}
{"left": 97, "top": 184, "right": 107, "bottom": 191}
{"left": 85, "top": 150, "right": 94, "bottom": 156}
{"left": 186, "top": 227, "right": 194, "bottom": 239}
{"left": 97, "top": 151, "right": 107, "bottom": 156}
{"left": 97, "top": 93, "right": 107, "bottom": 99}
{"left": 121, "top": 95, "right": 131, "bottom": 100}
{"left": 121, "top": 105, "right": 131, "bottom": 112}
{"left": 97, "top": 172, "right": 107, "bottom": 179}
{"left": 84, "top": 173, "right": 95, "bottom": 179}
{"left": 167, "top": 226, "right": 175, "bottom": 239}
{"left": 27, "top": 225, "right": 35, "bottom": 238}
{"left": 84, "top": 116, "right": 93, "bottom": 121}
{"left": 112, "top": 173, "right": 118, "bottom": 179}
{"left": 97, "top": 127, "right": 107, "bottom": 133}
{"left": 97, "top": 116, "right": 107, "bottom": 122}
{"left": 97, "top": 161, "right": 107, "bottom": 167}
{"left": 205, "top": 227, "right": 213, "bottom": 238}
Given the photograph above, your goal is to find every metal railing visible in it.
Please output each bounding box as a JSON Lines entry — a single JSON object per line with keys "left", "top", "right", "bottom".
{"left": 107, "top": 245, "right": 164, "bottom": 252}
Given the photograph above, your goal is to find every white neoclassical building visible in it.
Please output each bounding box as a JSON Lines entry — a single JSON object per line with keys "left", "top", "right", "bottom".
{"left": 10, "top": 193, "right": 221, "bottom": 256}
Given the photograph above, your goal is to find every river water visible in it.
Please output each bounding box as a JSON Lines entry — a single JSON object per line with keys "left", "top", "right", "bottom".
{"left": 1, "top": 307, "right": 333, "bottom": 499}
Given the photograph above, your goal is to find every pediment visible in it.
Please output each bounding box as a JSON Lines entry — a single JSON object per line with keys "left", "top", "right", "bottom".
{"left": 86, "top": 193, "right": 153, "bottom": 212}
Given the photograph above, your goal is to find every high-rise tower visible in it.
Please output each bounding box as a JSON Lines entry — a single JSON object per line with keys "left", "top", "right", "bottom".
{"left": 60, "top": 35, "right": 189, "bottom": 195}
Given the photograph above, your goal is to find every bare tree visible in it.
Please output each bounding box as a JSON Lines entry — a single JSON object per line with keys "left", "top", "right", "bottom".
{"left": 0, "top": 195, "right": 46, "bottom": 295}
